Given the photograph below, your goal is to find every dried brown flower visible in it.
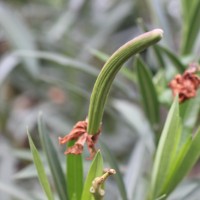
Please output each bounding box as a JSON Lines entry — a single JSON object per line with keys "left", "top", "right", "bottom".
{"left": 169, "top": 64, "right": 200, "bottom": 103}
{"left": 58, "top": 120, "right": 101, "bottom": 159}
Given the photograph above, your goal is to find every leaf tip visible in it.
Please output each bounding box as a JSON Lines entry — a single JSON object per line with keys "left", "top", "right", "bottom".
{"left": 153, "top": 29, "right": 164, "bottom": 38}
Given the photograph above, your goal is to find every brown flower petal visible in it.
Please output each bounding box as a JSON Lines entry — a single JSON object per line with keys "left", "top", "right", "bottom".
{"left": 169, "top": 65, "right": 200, "bottom": 103}
{"left": 86, "top": 134, "right": 99, "bottom": 160}
{"left": 59, "top": 120, "right": 101, "bottom": 159}
{"left": 65, "top": 133, "right": 87, "bottom": 155}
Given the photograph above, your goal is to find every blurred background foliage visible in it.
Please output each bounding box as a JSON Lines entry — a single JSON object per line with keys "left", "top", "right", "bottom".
{"left": 0, "top": 0, "right": 199, "bottom": 200}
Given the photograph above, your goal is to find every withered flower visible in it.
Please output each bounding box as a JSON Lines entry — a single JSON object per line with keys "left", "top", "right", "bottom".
{"left": 169, "top": 64, "right": 200, "bottom": 103}
{"left": 58, "top": 120, "right": 101, "bottom": 159}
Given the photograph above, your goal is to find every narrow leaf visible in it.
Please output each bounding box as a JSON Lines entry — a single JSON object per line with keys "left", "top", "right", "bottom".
{"left": 14, "top": 50, "right": 98, "bottom": 76}
{"left": 159, "top": 134, "right": 192, "bottom": 196}
{"left": 181, "top": 0, "right": 200, "bottom": 55}
{"left": 81, "top": 151, "right": 103, "bottom": 200}
{"left": 181, "top": 0, "right": 191, "bottom": 22}
{"left": 150, "top": 98, "right": 180, "bottom": 199}
{"left": 67, "top": 141, "right": 83, "bottom": 200}
{"left": 157, "top": 45, "right": 186, "bottom": 72}
{"left": 0, "top": 3, "right": 39, "bottom": 76}
{"left": 100, "top": 140, "right": 128, "bottom": 200}
{"left": 180, "top": 92, "right": 200, "bottom": 132}
{"left": 152, "top": 45, "right": 165, "bottom": 68}
{"left": 124, "top": 140, "right": 146, "bottom": 200}
{"left": 135, "top": 56, "right": 160, "bottom": 131}
{"left": 0, "top": 54, "right": 19, "bottom": 86}
{"left": 27, "top": 132, "right": 54, "bottom": 200}
{"left": 166, "top": 128, "right": 200, "bottom": 195}
{"left": 38, "top": 113, "right": 68, "bottom": 200}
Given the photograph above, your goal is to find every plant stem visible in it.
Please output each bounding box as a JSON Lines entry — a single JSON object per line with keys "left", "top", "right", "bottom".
{"left": 90, "top": 169, "right": 116, "bottom": 200}
{"left": 87, "top": 29, "right": 163, "bottom": 134}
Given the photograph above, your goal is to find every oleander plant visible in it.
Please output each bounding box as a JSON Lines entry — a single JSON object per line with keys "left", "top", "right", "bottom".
{"left": 0, "top": 0, "right": 200, "bottom": 200}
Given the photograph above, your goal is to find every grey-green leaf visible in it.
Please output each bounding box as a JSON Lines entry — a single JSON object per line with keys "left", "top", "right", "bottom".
{"left": 181, "top": 0, "right": 200, "bottom": 55}
{"left": 0, "top": 3, "right": 39, "bottom": 76}
{"left": 100, "top": 140, "right": 128, "bottom": 200}
{"left": 27, "top": 132, "right": 54, "bottom": 200}
{"left": 150, "top": 97, "right": 180, "bottom": 199}
{"left": 81, "top": 151, "right": 103, "bottom": 200}
{"left": 166, "top": 128, "right": 200, "bottom": 195}
{"left": 157, "top": 45, "right": 186, "bottom": 72}
{"left": 38, "top": 113, "right": 68, "bottom": 200}
{"left": 135, "top": 56, "right": 160, "bottom": 131}
{"left": 67, "top": 141, "right": 83, "bottom": 200}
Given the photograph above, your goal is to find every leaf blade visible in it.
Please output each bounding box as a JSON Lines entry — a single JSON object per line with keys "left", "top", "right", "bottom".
{"left": 166, "top": 128, "right": 200, "bottom": 195}
{"left": 81, "top": 151, "right": 103, "bottom": 200}
{"left": 150, "top": 98, "right": 180, "bottom": 199}
{"left": 135, "top": 56, "right": 160, "bottom": 131}
{"left": 181, "top": 0, "right": 200, "bottom": 55}
{"left": 157, "top": 45, "right": 186, "bottom": 72}
{"left": 100, "top": 140, "right": 128, "bottom": 200}
{"left": 27, "top": 132, "right": 54, "bottom": 200}
{"left": 67, "top": 141, "right": 83, "bottom": 200}
{"left": 38, "top": 114, "right": 68, "bottom": 200}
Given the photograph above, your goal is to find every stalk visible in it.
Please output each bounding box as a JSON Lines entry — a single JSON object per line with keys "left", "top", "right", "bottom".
{"left": 87, "top": 29, "right": 163, "bottom": 134}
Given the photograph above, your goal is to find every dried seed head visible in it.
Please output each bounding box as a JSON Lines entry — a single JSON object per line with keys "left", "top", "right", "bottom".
{"left": 169, "top": 64, "right": 200, "bottom": 103}
{"left": 58, "top": 120, "right": 101, "bottom": 159}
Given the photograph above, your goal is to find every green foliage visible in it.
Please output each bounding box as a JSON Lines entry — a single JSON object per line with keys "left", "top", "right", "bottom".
{"left": 100, "top": 140, "right": 128, "bottom": 200}
{"left": 81, "top": 151, "right": 103, "bottom": 200}
{"left": 28, "top": 132, "right": 54, "bottom": 200}
{"left": 181, "top": 0, "right": 200, "bottom": 55}
{"left": 135, "top": 56, "right": 160, "bottom": 131}
{"left": 149, "top": 98, "right": 200, "bottom": 199}
{"left": 67, "top": 141, "right": 83, "bottom": 200}
{"left": 150, "top": 97, "right": 181, "bottom": 199}
{"left": 0, "top": 1, "right": 200, "bottom": 200}
{"left": 38, "top": 114, "right": 68, "bottom": 200}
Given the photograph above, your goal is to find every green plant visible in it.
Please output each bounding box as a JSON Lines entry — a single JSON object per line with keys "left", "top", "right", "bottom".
{"left": 28, "top": 28, "right": 200, "bottom": 200}
{"left": 29, "top": 29, "right": 164, "bottom": 200}
{"left": 1, "top": 1, "right": 200, "bottom": 200}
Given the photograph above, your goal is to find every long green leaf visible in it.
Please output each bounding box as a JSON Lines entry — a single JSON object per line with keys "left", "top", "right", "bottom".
{"left": 135, "top": 56, "right": 160, "bottom": 131}
{"left": 100, "top": 140, "right": 128, "bottom": 200}
{"left": 0, "top": 3, "right": 39, "bottom": 76}
{"left": 166, "top": 128, "right": 200, "bottom": 195}
{"left": 181, "top": 0, "right": 200, "bottom": 55}
{"left": 67, "top": 141, "right": 83, "bottom": 200}
{"left": 147, "top": 0, "right": 174, "bottom": 48}
{"left": 38, "top": 114, "right": 68, "bottom": 200}
{"left": 152, "top": 45, "right": 165, "bottom": 68}
{"left": 150, "top": 98, "right": 180, "bottom": 199}
{"left": 181, "top": 0, "right": 191, "bottom": 23}
{"left": 157, "top": 45, "right": 186, "bottom": 72}
{"left": 81, "top": 151, "right": 103, "bottom": 200}
{"left": 159, "top": 133, "right": 192, "bottom": 197}
{"left": 124, "top": 140, "right": 146, "bottom": 200}
{"left": 27, "top": 132, "right": 54, "bottom": 200}
{"left": 14, "top": 50, "right": 98, "bottom": 76}
{"left": 180, "top": 92, "right": 200, "bottom": 132}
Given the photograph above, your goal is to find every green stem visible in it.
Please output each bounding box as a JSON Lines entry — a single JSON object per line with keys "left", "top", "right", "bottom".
{"left": 90, "top": 169, "right": 116, "bottom": 200}
{"left": 87, "top": 29, "right": 163, "bottom": 134}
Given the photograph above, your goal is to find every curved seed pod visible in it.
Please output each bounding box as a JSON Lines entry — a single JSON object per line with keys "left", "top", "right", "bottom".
{"left": 87, "top": 29, "right": 164, "bottom": 134}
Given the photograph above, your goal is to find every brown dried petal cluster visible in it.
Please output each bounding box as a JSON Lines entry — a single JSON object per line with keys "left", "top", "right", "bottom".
{"left": 169, "top": 66, "right": 200, "bottom": 103}
{"left": 58, "top": 120, "right": 101, "bottom": 159}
